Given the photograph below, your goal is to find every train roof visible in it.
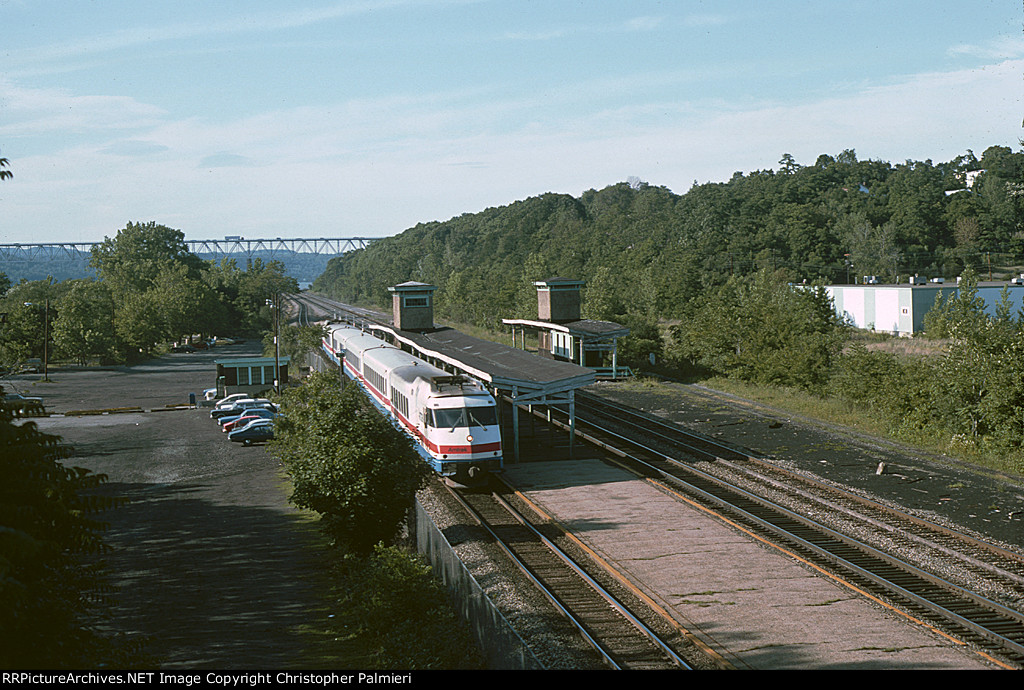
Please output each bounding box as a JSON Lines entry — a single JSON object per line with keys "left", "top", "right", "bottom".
{"left": 389, "top": 365, "right": 488, "bottom": 396}
{"left": 322, "top": 307, "right": 595, "bottom": 400}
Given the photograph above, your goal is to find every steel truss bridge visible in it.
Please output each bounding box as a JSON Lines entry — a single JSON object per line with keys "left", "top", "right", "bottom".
{"left": 0, "top": 237, "right": 378, "bottom": 265}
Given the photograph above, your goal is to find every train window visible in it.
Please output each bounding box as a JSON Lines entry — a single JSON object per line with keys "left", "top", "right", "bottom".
{"left": 432, "top": 408, "right": 465, "bottom": 429}
{"left": 467, "top": 406, "right": 497, "bottom": 428}
{"left": 432, "top": 406, "right": 496, "bottom": 429}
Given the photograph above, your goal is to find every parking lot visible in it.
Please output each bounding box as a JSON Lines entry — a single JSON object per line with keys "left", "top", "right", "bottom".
{"left": 21, "top": 345, "right": 335, "bottom": 669}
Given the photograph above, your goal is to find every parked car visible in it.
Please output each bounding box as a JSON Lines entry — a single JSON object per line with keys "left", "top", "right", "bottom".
{"left": 221, "top": 409, "right": 278, "bottom": 432}
{"left": 17, "top": 359, "right": 42, "bottom": 374}
{"left": 2, "top": 392, "right": 44, "bottom": 416}
{"left": 213, "top": 394, "right": 252, "bottom": 410}
{"left": 171, "top": 344, "right": 197, "bottom": 353}
{"left": 210, "top": 399, "right": 277, "bottom": 420}
{"left": 228, "top": 419, "right": 274, "bottom": 445}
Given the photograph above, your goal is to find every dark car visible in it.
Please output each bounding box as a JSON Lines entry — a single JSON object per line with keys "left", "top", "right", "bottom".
{"left": 228, "top": 419, "right": 274, "bottom": 446}
{"left": 171, "top": 344, "right": 197, "bottom": 353}
{"left": 2, "top": 392, "right": 45, "bottom": 416}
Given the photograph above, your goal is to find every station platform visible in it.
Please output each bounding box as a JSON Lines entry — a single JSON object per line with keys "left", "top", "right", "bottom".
{"left": 502, "top": 458, "right": 999, "bottom": 670}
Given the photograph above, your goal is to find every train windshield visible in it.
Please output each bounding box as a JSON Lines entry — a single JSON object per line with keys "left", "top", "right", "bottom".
{"left": 432, "top": 406, "right": 497, "bottom": 430}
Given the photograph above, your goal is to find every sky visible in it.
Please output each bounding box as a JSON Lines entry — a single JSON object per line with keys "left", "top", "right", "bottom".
{"left": 1, "top": 0, "right": 1022, "bottom": 245}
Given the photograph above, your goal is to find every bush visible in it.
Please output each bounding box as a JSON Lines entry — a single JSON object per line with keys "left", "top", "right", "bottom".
{"left": 270, "top": 373, "right": 431, "bottom": 554}
{"left": 327, "top": 545, "right": 484, "bottom": 669}
{"left": 0, "top": 414, "right": 130, "bottom": 668}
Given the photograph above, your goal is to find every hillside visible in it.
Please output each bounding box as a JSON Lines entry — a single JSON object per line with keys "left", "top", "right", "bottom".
{"left": 313, "top": 146, "right": 1024, "bottom": 329}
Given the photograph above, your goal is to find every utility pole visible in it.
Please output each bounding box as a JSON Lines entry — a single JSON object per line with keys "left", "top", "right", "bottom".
{"left": 267, "top": 294, "right": 281, "bottom": 395}
{"left": 43, "top": 299, "right": 48, "bottom": 382}
{"left": 273, "top": 293, "right": 281, "bottom": 395}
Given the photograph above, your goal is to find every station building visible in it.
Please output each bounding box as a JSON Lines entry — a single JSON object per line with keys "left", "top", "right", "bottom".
{"left": 503, "top": 278, "right": 632, "bottom": 379}
{"left": 213, "top": 355, "right": 290, "bottom": 398}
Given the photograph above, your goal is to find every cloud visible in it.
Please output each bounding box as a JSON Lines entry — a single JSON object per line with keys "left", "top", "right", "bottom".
{"left": 3, "top": 47, "right": 1021, "bottom": 244}
{"left": 103, "top": 140, "right": 171, "bottom": 157}
{"left": 626, "top": 16, "right": 664, "bottom": 32}
{"left": 199, "top": 153, "right": 257, "bottom": 168}
{"left": 948, "top": 35, "right": 1024, "bottom": 60}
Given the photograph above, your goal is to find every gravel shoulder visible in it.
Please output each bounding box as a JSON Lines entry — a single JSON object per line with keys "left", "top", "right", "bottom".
{"left": 587, "top": 380, "right": 1024, "bottom": 552}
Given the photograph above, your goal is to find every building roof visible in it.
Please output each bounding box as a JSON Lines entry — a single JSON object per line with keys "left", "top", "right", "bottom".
{"left": 502, "top": 317, "right": 630, "bottom": 338}
{"left": 534, "top": 277, "right": 585, "bottom": 288}
{"left": 214, "top": 356, "right": 290, "bottom": 366}
{"left": 388, "top": 281, "right": 436, "bottom": 292}
{"left": 319, "top": 299, "right": 595, "bottom": 398}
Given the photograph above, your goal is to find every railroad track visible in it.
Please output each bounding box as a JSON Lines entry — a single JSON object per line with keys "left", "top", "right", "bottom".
{"left": 442, "top": 481, "right": 692, "bottom": 670}
{"left": 291, "top": 290, "right": 1024, "bottom": 665}
{"left": 289, "top": 292, "right": 385, "bottom": 327}
{"left": 535, "top": 391, "right": 1024, "bottom": 668}
{"left": 576, "top": 392, "right": 1024, "bottom": 599}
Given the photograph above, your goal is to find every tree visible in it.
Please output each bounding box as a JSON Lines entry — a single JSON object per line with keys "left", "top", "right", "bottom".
{"left": 0, "top": 411, "right": 123, "bottom": 667}
{"left": 836, "top": 212, "right": 902, "bottom": 281}
{"left": 270, "top": 373, "right": 430, "bottom": 554}
{"left": 670, "top": 270, "right": 846, "bottom": 390}
{"left": 114, "top": 290, "right": 164, "bottom": 358}
{"left": 53, "top": 280, "right": 116, "bottom": 365}
{"left": 0, "top": 279, "right": 60, "bottom": 370}
{"left": 90, "top": 221, "right": 203, "bottom": 296}
{"left": 0, "top": 153, "right": 11, "bottom": 181}
{"left": 149, "top": 263, "right": 224, "bottom": 340}
{"left": 778, "top": 153, "right": 801, "bottom": 175}
{"left": 206, "top": 258, "right": 298, "bottom": 335}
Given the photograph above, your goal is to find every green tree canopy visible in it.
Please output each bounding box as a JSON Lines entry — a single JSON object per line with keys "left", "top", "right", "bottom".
{"left": 52, "top": 280, "right": 115, "bottom": 365}
{"left": 90, "top": 221, "right": 204, "bottom": 296}
{"left": 0, "top": 412, "right": 123, "bottom": 667}
{"left": 270, "top": 373, "right": 430, "bottom": 554}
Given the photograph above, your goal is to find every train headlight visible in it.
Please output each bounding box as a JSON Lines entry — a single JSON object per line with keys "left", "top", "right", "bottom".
{"left": 466, "top": 434, "right": 473, "bottom": 443}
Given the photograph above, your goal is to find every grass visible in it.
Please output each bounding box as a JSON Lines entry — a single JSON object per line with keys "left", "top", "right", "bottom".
{"left": 676, "top": 375, "right": 1024, "bottom": 479}
{"left": 297, "top": 545, "right": 485, "bottom": 670}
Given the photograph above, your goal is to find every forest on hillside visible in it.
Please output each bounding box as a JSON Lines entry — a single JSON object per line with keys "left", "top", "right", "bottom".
{"left": 314, "top": 146, "right": 1024, "bottom": 330}
{"left": 313, "top": 146, "right": 1024, "bottom": 472}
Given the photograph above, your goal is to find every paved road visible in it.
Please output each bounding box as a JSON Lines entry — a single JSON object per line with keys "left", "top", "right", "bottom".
{"left": 20, "top": 346, "right": 334, "bottom": 669}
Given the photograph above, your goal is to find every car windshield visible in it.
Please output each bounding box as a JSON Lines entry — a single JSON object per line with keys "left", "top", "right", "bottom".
{"left": 431, "top": 406, "right": 497, "bottom": 430}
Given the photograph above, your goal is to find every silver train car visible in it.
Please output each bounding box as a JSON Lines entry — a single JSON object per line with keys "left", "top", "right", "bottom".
{"left": 323, "top": 324, "right": 502, "bottom": 482}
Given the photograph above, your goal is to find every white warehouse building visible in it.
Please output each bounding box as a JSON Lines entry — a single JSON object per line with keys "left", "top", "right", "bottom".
{"left": 823, "top": 279, "right": 1024, "bottom": 336}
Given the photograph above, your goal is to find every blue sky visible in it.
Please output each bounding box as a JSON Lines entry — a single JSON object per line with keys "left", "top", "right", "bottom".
{"left": 1, "top": 1, "right": 1022, "bottom": 244}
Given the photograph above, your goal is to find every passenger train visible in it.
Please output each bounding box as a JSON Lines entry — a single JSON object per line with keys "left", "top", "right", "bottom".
{"left": 322, "top": 324, "right": 502, "bottom": 483}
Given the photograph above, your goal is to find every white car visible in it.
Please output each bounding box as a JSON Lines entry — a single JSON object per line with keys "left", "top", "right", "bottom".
{"left": 213, "top": 394, "right": 251, "bottom": 409}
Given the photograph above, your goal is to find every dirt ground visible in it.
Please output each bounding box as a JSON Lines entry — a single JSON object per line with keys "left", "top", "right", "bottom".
{"left": 17, "top": 343, "right": 337, "bottom": 669}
